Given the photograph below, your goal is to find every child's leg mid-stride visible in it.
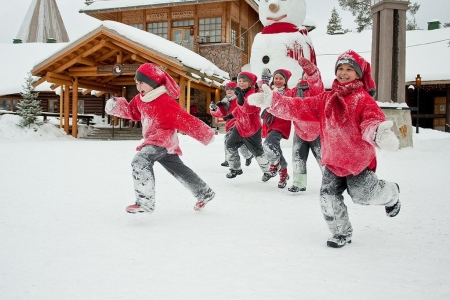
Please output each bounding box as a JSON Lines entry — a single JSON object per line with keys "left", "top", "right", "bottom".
{"left": 128, "top": 145, "right": 214, "bottom": 213}
{"left": 320, "top": 167, "right": 400, "bottom": 248}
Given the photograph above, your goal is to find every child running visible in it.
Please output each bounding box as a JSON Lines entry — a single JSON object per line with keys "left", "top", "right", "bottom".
{"left": 248, "top": 50, "right": 401, "bottom": 248}
{"left": 105, "top": 63, "right": 216, "bottom": 213}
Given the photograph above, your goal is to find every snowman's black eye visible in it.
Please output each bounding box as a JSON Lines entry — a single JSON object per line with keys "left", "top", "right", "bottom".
{"left": 262, "top": 56, "right": 270, "bottom": 64}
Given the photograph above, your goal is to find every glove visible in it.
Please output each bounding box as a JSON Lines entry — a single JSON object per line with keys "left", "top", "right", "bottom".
{"left": 247, "top": 84, "right": 273, "bottom": 108}
{"left": 216, "top": 101, "right": 225, "bottom": 107}
{"left": 222, "top": 113, "right": 234, "bottom": 121}
{"left": 375, "top": 121, "right": 399, "bottom": 151}
{"left": 234, "top": 87, "right": 245, "bottom": 105}
{"left": 209, "top": 102, "right": 217, "bottom": 111}
{"left": 261, "top": 68, "right": 272, "bottom": 85}
{"left": 298, "top": 57, "right": 318, "bottom": 76}
{"left": 105, "top": 97, "right": 117, "bottom": 114}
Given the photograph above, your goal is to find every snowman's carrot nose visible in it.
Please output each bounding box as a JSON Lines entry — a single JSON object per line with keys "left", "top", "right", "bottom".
{"left": 269, "top": 3, "right": 279, "bottom": 13}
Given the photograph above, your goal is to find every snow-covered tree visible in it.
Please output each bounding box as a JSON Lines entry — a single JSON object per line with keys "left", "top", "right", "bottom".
{"left": 406, "top": 2, "right": 421, "bottom": 30}
{"left": 17, "top": 73, "right": 43, "bottom": 128}
{"left": 339, "top": 0, "right": 421, "bottom": 33}
{"left": 327, "top": 7, "right": 351, "bottom": 35}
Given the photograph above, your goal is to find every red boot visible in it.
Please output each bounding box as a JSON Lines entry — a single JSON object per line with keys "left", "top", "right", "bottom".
{"left": 278, "top": 168, "right": 290, "bottom": 188}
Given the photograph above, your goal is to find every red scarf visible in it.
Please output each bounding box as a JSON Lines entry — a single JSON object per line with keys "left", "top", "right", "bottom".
{"left": 326, "top": 80, "right": 364, "bottom": 123}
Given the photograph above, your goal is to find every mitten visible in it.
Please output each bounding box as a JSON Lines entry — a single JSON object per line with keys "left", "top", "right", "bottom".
{"left": 105, "top": 97, "right": 117, "bottom": 114}
{"left": 209, "top": 102, "right": 217, "bottom": 111}
{"left": 234, "top": 87, "right": 245, "bottom": 105}
{"left": 375, "top": 121, "right": 399, "bottom": 151}
{"left": 261, "top": 68, "right": 272, "bottom": 85}
{"left": 216, "top": 101, "right": 225, "bottom": 107}
{"left": 298, "top": 57, "right": 318, "bottom": 76}
{"left": 222, "top": 113, "right": 234, "bottom": 121}
{"left": 247, "top": 84, "right": 273, "bottom": 108}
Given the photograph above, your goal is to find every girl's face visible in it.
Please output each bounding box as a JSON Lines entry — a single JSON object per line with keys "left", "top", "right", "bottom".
{"left": 225, "top": 88, "right": 235, "bottom": 96}
{"left": 135, "top": 80, "right": 154, "bottom": 96}
{"left": 273, "top": 73, "right": 286, "bottom": 89}
{"left": 238, "top": 78, "right": 250, "bottom": 89}
{"left": 336, "top": 63, "right": 359, "bottom": 84}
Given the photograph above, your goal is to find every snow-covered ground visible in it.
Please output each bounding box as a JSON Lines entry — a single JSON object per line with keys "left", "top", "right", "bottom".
{"left": 1, "top": 114, "right": 449, "bottom": 299}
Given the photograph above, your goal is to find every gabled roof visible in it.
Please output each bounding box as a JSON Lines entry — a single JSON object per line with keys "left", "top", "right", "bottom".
{"left": 16, "top": 0, "right": 69, "bottom": 43}
{"left": 80, "top": 0, "right": 259, "bottom": 14}
{"left": 30, "top": 21, "right": 229, "bottom": 95}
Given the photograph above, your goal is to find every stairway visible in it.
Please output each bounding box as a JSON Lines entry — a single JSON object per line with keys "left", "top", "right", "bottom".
{"left": 82, "top": 127, "right": 142, "bottom": 140}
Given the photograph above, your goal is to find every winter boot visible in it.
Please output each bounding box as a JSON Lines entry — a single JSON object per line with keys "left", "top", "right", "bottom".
{"left": 278, "top": 168, "right": 290, "bottom": 188}
{"left": 327, "top": 235, "right": 352, "bottom": 248}
{"left": 245, "top": 155, "right": 253, "bottom": 166}
{"left": 194, "top": 189, "right": 216, "bottom": 211}
{"left": 126, "top": 203, "right": 153, "bottom": 214}
{"left": 288, "top": 186, "right": 306, "bottom": 193}
{"left": 221, "top": 161, "right": 229, "bottom": 167}
{"left": 261, "top": 172, "right": 277, "bottom": 182}
{"left": 226, "top": 169, "right": 243, "bottom": 179}
{"left": 268, "top": 162, "right": 280, "bottom": 176}
{"left": 385, "top": 183, "right": 401, "bottom": 217}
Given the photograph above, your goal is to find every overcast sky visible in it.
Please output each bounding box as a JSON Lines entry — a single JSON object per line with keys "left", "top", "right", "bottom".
{"left": 0, "top": 0, "right": 448, "bottom": 43}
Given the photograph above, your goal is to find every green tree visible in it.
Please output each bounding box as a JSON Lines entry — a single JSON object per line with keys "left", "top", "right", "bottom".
{"left": 339, "top": 0, "right": 421, "bottom": 32}
{"left": 17, "top": 73, "right": 43, "bottom": 128}
{"left": 327, "top": 8, "right": 345, "bottom": 34}
{"left": 406, "top": 2, "right": 421, "bottom": 30}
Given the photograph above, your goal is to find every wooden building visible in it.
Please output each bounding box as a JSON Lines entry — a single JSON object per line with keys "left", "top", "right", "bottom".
{"left": 79, "top": 0, "right": 262, "bottom": 79}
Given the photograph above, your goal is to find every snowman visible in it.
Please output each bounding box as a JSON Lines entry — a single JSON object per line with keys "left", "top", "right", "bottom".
{"left": 249, "top": 0, "right": 316, "bottom": 87}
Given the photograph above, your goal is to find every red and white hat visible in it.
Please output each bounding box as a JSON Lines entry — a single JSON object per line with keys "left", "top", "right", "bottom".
{"left": 225, "top": 81, "right": 237, "bottom": 89}
{"left": 237, "top": 71, "right": 258, "bottom": 86}
{"left": 135, "top": 63, "right": 180, "bottom": 99}
{"left": 335, "top": 50, "right": 376, "bottom": 97}
{"left": 273, "top": 69, "right": 292, "bottom": 82}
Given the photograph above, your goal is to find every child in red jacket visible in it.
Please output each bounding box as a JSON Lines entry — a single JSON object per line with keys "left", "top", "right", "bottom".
{"left": 261, "top": 69, "right": 293, "bottom": 188}
{"left": 249, "top": 50, "right": 401, "bottom": 248}
{"left": 210, "top": 81, "right": 253, "bottom": 167}
{"left": 105, "top": 63, "right": 216, "bottom": 213}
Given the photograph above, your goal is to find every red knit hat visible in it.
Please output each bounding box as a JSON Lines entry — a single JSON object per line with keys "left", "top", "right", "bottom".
{"left": 237, "top": 71, "right": 258, "bottom": 86}
{"left": 135, "top": 63, "right": 180, "bottom": 99}
{"left": 273, "top": 69, "right": 292, "bottom": 82}
{"left": 225, "top": 81, "right": 237, "bottom": 89}
{"left": 335, "top": 50, "right": 376, "bottom": 97}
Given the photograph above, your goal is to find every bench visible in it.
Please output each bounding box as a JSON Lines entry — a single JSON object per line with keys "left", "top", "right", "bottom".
{"left": 41, "top": 112, "right": 95, "bottom": 126}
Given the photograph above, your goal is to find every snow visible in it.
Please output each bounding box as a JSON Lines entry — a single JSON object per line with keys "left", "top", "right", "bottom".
{"left": 1, "top": 113, "right": 450, "bottom": 299}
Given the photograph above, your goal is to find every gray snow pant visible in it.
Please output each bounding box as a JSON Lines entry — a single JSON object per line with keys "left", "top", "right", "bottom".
{"left": 320, "top": 167, "right": 399, "bottom": 238}
{"left": 224, "top": 130, "right": 253, "bottom": 161}
{"left": 291, "top": 134, "right": 323, "bottom": 189}
{"left": 131, "top": 145, "right": 213, "bottom": 212}
{"left": 263, "top": 130, "right": 287, "bottom": 170}
{"left": 226, "top": 127, "right": 269, "bottom": 172}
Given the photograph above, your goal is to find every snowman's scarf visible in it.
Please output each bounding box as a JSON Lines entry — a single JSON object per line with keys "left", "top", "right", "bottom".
{"left": 325, "top": 79, "right": 364, "bottom": 123}
{"left": 261, "top": 22, "right": 317, "bottom": 65}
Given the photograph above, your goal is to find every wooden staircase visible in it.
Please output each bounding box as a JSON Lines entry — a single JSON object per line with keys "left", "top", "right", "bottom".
{"left": 82, "top": 127, "right": 142, "bottom": 140}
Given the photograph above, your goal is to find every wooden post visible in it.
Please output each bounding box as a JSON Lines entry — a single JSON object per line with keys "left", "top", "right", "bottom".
{"left": 59, "top": 86, "right": 63, "bottom": 128}
{"left": 72, "top": 78, "right": 78, "bottom": 137}
{"left": 64, "top": 85, "right": 70, "bottom": 135}
{"left": 179, "top": 78, "right": 186, "bottom": 110}
{"left": 186, "top": 80, "right": 191, "bottom": 113}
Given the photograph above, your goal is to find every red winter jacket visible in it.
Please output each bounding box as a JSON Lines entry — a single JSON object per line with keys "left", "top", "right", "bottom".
{"left": 108, "top": 91, "right": 215, "bottom": 155}
{"left": 269, "top": 82, "right": 384, "bottom": 177}
{"left": 210, "top": 95, "right": 238, "bottom": 132}
{"left": 230, "top": 87, "right": 262, "bottom": 138}
{"left": 261, "top": 88, "right": 291, "bottom": 139}
{"left": 284, "top": 72, "right": 324, "bottom": 141}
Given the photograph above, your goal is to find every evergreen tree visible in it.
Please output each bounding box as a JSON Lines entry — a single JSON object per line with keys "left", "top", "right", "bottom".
{"left": 406, "top": 2, "right": 421, "bottom": 30}
{"left": 338, "top": 0, "right": 421, "bottom": 32}
{"left": 17, "top": 73, "right": 43, "bottom": 128}
{"left": 327, "top": 8, "right": 344, "bottom": 34}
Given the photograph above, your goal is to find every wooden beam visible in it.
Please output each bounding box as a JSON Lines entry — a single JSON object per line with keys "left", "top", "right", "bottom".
{"left": 96, "top": 49, "right": 118, "bottom": 62}
{"left": 82, "top": 89, "right": 92, "bottom": 95}
{"left": 32, "top": 76, "right": 47, "bottom": 88}
{"left": 72, "top": 78, "right": 79, "bottom": 138}
{"left": 64, "top": 85, "right": 70, "bottom": 135}
{"left": 186, "top": 80, "right": 191, "bottom": 113}
{"left": 77, "top": 57, "right": 98, "bottom": 66}
{"left": 131, "top": 54, "right": 147, "bottom": 63}
{"left": 179, "top": 78, "right": 186, "bottom": 110}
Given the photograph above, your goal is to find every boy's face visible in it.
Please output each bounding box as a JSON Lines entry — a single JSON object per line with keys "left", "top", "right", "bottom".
{"left": 135, "top": 80, "right": 154, "bottom": 96}
{"left": 238, "top": 78, "right": 250, "bottom": 89}
{"left": 225, "top": 87, "right": 235, "bottom": 96}
{"left": 336, "top": 63, "right": 359, "bottom": 84}
{"left": 273, "top": 73, "right": 286, "bottom": 89}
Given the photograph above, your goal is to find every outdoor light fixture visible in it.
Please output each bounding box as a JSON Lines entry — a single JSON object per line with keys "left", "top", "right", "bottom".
{"left": 415, "top": 74, "right": 421, "bottom": 133}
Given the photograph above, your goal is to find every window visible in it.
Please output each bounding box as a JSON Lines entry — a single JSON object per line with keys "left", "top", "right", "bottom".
{"left": 78, "top": 101, "right": 85, "bottom": 115}
{"left": 231, "top": 21, "right": 239, "bottom": 47}
{"left": 199, "top": 18, "right": 221, "bottom": 43}
{"left": 12, "top": 100, "right": 19, "bottom": 111}
{"left": 49, "top": 100, "right": 59, "bottom": 113}
{"left": 172, "top": 19, "right": 194, "bottom": 27}
{"left": 0, "top": 99, "right": 12, "bottom": 111}
{"left": 240, "top": 27, "right": 247, "bottom": 53}
{"left": 147, "top": 22, "right": 168, "bottom": 39}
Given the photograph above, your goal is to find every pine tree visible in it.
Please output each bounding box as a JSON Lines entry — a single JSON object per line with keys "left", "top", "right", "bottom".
{"left": 327, "top": 8, "right": 344, "bottom": 35}
{"left": 17, "top": 73, "right": 43, "bottom": 128}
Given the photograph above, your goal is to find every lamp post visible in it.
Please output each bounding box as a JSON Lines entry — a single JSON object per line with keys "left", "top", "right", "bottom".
{"left": 415, "top": 74, "right": 421, "bottom": 133}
